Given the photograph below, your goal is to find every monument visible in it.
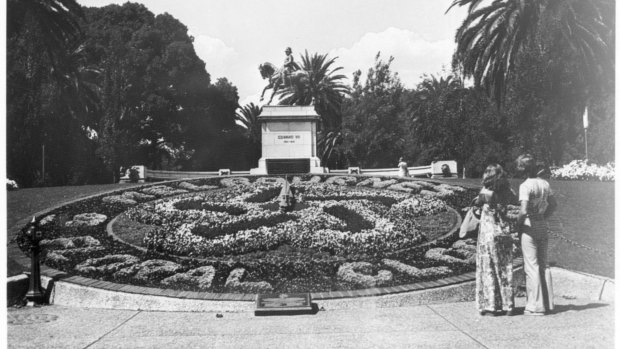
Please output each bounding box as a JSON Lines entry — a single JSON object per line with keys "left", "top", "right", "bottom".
{"left": 252, "top": 48, "right": 325, "bottom": 174}
{"left": 250, "top": 105, "right": 326, "bottom": 175}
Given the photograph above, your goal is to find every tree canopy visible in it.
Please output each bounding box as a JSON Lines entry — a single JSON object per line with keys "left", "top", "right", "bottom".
{"left": 450, "top": 0, "right": 614, "bottom": 106}
{"left": 7, "top": 2, "right": 253, "bottom": 186}
{"left": 6, "top": 1, "right": 614, "bottom": 187}
{"left": 339, "top": 54, "right": 406, "bottom": 168}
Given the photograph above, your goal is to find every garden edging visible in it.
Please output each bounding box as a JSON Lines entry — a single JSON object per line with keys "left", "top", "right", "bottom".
{"left": 31, "top": 272, "right": 478, "bottom": 312}
{"left": 11, "top": 259, "right": 616, "bottom": 313}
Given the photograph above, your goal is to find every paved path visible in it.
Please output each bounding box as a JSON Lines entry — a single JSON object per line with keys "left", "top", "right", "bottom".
{"left": 7, "top": 296, "right": 613, "bottom": 349}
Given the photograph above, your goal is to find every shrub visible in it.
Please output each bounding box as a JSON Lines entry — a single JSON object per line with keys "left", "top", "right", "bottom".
{"left": 129, "top": 168, "right": 140, "bottom": 183}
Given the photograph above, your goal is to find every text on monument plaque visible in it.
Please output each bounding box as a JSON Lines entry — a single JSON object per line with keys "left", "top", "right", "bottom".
{"left": 274, "top": 133, "right": 305, "bottom": 144}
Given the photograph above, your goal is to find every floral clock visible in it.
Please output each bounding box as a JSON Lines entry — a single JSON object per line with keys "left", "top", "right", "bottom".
{"left": 17, "top": 175, "right": 481, "bottom": 294}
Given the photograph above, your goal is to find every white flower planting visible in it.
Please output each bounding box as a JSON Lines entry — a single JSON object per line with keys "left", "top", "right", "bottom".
{"left": 382, "top": 259, "right": 452, "bottom": 279}
{"left": 39, "top": 214, "right": 56, "bottom": 226}
{"left": 6, "top": 179, "right": 19, "bottom": 190}
{"left": 161, "top": 266, "right": 216, "bottom": 290}
{"left": 356, "top": 177, "right": 399, "bottom": 188}
{"left": 75, "top": 254, "right": 140, "bottom": 275}
{"left": 551, "top": 160, "right": 614, "bottom": 181}
{"left": 65, "top": 213, "right": 108, "bottom": 227}
{"left": 325, "top": 176, "right": 357, "bottom": 186}
{"left": 337, "top": 262, "right": 393, "bottom": 287}
{"left": 177, "top": 181, "right": 219, "bottom": 191}
{"left": 225, "top": 268, "right": 273, "bottom": 293}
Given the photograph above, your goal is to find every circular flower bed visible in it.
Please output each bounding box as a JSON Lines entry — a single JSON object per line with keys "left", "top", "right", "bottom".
{"left": 17, "top": 175, "right": 485, "bottom": 294}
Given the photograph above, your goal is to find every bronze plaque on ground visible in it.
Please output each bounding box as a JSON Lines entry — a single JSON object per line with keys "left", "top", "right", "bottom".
{"left": 255, "top": 293, "right": 314, "bottom": 316}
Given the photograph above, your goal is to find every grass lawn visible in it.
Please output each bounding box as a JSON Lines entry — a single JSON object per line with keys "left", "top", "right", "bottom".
{"left": 6, "top": 183, "right": 143, "bottom": 277}
{"left": 6, "top": 183, "right": 143, "bottom": 229}
{"left": 543, "top": 180, "right": 614, "bottom": 278}
{"left": 452, "top": 178, "right": 615, "bottom": 278}
{"left": 6, "top": 178, "right": 614, "bottom": 278}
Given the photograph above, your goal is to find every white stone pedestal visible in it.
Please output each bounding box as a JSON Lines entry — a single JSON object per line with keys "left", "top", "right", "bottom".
{"left": 250, "top": 105, "right": 326, "bottom": 175}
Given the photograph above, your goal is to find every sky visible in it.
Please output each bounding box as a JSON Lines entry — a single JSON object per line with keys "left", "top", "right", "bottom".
{"left": 77, "top": 0, "right": 469, "bottom": 106}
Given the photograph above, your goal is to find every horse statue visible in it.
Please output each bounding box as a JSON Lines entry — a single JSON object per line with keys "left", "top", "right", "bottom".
{"left": 259, "top": 62, "right": 308, "bottom": 104}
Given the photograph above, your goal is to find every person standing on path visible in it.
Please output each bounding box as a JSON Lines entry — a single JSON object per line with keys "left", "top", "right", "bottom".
{"left": 516, "top": 154, "right": 558, "bottom": 315}
{"left": 397, "top": 157, "right": 409, "bottom": 177}
{"left": 473, "top": 164, "right": 517, "bottom": 316}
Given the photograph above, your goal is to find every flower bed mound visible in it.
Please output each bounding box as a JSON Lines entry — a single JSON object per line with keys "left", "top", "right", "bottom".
{"left": 18, "top": 175, "right": 483, "bottom": 294}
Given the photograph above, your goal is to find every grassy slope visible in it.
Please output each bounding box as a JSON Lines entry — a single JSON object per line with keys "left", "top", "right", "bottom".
{"left": 543, "top": 180, "right": 614, "bottom": 277}
{"left": 453, "top": 178, "right": 615, "bottom": 278}
{"left": 6, "top": 179, "right": 615, "bottom": 278}
{"left": 6, "top": 183, "right": 143, "bottom": 229}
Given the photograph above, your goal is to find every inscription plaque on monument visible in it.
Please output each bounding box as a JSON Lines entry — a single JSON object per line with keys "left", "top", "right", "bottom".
{"left": 274, "top": 133, "right": 304, "bottom": 144}
{"left": 255, "top": 292, "right": 314, "bottom": 316}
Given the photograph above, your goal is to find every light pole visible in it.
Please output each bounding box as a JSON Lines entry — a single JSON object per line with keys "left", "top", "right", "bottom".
{"left": 583, "top": 106, "right": 589, "bottom": 161}
{"left": 42, "top": 144, "right": 45, "bottom": 184}
{"left": 25, "top": 217, "right": 45, "bottom": 306}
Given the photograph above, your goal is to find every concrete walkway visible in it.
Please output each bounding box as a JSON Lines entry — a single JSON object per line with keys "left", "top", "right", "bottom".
{"left": 7, "top": 295, "right": 614, "bottom": 349}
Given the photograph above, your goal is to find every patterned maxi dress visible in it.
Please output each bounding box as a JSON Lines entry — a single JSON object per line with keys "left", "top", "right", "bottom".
{"left": 476, "top": 188, "right": 514, "bottom": 313}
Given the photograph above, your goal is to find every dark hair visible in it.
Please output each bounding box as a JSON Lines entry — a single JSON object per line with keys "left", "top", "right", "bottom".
{"left": 482, "top": 164, "right": 509, "bottom": 192}
{"left": 516, "top": 154, "right": 538, "bottom": 177}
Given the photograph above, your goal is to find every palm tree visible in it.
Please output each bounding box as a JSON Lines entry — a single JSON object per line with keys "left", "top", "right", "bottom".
{"left": 235, "top": 103, "right": 262, "bottom": 145}
{"left": 415, "top": 75, "right": 461, "bottom": 105}
{"left": 448, "top": 0, "right": 614, "bottom": 106}
{"left": 409, "top": 74, "right": 464, "bottom": 145}
{"left": 276, "top": 51, "right": 350, "bottom": 166}
{"left": 278, "top": 51, "right": 350, "bottom": 129}
{"left": 7, "top": 0, "right": 94, "bottom": 185}
{"left": 317, "top": 130, "right": 342, "bottom": 166}
{"left": 235, "top": 103, "right": 263, "bottom": 166}
{"left": 8, "top": 0, "right": 90, "bottom": 115}
{"left": 9, "top": 0, "right": 84, "bottom": 66}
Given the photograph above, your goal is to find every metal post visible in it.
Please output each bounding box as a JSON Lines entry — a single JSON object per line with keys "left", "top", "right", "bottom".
{"left": 583, "top": 105, "right": 589, "bottom": 161}
{"left": 25, "top": 217, "right": 45, "bottom": 306}
{"left": 41, "top": 144, "right": 45, "bottom": 184}
{"left": 584, "top": 128, "right": 588, "bottom": 161}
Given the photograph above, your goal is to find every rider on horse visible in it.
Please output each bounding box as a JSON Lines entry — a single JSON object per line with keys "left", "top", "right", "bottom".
{"left": 259, "top": 48, "right": 306, "bottom": 103}
{"left": 281, "top": 47, "right": 299, "bottom": 86}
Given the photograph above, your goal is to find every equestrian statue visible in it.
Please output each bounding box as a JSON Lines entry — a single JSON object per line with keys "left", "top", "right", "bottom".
{"left": 259, "top": 47, "right": 308, "bottom": 104}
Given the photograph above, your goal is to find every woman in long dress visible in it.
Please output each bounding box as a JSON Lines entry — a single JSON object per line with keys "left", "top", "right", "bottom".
{"left": 474, "top": 164, "right": 517, "bottom": 316}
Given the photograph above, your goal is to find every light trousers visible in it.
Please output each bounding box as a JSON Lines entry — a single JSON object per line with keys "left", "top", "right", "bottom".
{"left": 520, "top": 227, "right": 551, "bottom": 313}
